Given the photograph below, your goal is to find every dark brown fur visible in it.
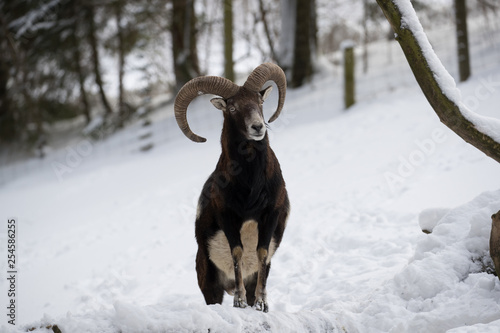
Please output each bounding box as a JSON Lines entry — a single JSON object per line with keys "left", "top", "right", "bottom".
{"left": 194, "top": 88, "right": 289, "bottom": 312}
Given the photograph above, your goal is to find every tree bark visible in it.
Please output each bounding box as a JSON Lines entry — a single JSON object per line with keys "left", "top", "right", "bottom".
{"left": 115, "top": 1, "right": 126, "bottom": 125}
{"left": 85, "top": 4, "right": 113, "bottom": 117}
{"left": 0, "top": 13, "right": 16, "bottom": 142}
{"left": 0, "top": 51, "right": 15, "bottom": 142}
{"left": 455, "top": 0, "right": 471, "bottom": 82}
{"left": 74, "top": 44, "right": 91, "bottom": 124}
{"left": 376, "top": 0, "right": 500, "bottom": 164}
{"left": 291, "top": 0, "right": 314, "bottom": 88}
{"left": 362, "top": 0, "right": 369, "bottom": 74}
{"left": 71, "top": 2, "right": 91, "bottom": 124}
{"left": 223, "top": 0, "right": 234, "bottom": 81}
{"left": 171, "top": 0, "right": 200, "bottom": 92}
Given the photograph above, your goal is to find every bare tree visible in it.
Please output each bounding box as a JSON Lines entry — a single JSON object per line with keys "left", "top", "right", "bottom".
{"left": 84, "top": 3, "right": 114, "bottom": 117}
{"left": 171, "top": 0, "right": 200, "bottom": 92}
{"left": 223, "top": 0, "right": 234, "bottom": 81}
{"left": 0, "top": 8, "right": 16, "bottom": 142}
{"left": 115, "top": 0, "right": 126, "bottom": 122}
{"left": 455, "top": 0, "right": 471, "bottom": 81}
{"left": 69, "top": 1, "right": 91, "bottom": 124}
{"left": 362, "top": 0, "right": 369, "bottom": 74}
{"left": 376, "top": 0, "right": 500, "bottom": 163}
{"left": 277, "top": 0, "right": 317, "bottom": 87}
{"left": 258, "top": 0, "right": 277, "bottom": 61}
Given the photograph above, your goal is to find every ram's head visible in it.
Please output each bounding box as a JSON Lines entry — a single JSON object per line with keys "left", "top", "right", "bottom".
{"left": 174, "top": 63, "right": 287, "bottom": 143}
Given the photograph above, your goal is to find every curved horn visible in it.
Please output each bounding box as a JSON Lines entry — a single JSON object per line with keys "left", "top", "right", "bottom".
{"left": 243, "top": 63, "right": 287, "bottom": 123}
{"left": 174, "top": 76, "right": 239, "bottom": 142}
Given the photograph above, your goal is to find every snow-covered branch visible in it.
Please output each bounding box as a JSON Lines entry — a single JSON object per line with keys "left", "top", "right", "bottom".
{"left": 376, "top": 0, "right": 500, "bottom": 164}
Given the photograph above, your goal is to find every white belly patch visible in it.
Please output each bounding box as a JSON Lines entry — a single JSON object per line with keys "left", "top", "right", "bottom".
{"left": 208, "top": 220, "right": 276, "bottom": 280}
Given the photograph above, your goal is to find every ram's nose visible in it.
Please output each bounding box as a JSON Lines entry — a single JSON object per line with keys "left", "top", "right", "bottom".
{"left": 251, "top": 124, "right": 264, "bottom": 133}
{"left": 248, "top": 122, "right": 266, "bottom": 141}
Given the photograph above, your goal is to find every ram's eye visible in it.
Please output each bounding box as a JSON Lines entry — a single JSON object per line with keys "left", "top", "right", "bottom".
{"left": 229, "top": 106, "right": 236, "bottom": 112}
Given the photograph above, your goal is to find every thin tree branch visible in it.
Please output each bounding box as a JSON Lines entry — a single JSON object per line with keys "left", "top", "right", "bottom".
{"left": 258, "top": 0, "right": 277, "bottom": 61}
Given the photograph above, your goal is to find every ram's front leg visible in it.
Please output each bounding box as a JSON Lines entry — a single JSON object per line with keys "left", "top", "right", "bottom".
{"left": 254, "top": 248, "right": 270, "bottom": 312}
{"left": 231, "top": 245, "right": 248, "bottom": 308}
{"left": 255, "top": 213, "right": 279, "bottom": 312}
{"left": 221, "top": 212, "right": 248, "bottom": 308}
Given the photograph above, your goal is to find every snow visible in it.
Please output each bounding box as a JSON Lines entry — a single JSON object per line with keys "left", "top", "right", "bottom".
{"left": 339, "top": 40, "right": 356, "bottom": 50}
{"left": 1, "top": 5, "right": 500, "bottom": 333}
{"left": 418, "top": 208, "right": 450, "bottom": 233}
{"left": 8, "top": 0, "right": 61, "bottom": 39}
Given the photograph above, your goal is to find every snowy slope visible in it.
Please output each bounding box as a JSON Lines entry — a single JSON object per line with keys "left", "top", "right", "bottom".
{"left": 1, "top": 18, "right": 500, "bottom": 333}
{"left": 1, "top": 66, "right": 499, "bottom": 332}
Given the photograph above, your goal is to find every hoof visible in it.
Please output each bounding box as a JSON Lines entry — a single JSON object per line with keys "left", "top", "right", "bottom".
{"left": 233, "top": 297, "right": 248, "bottom": 308}
{"left": 254, "top": 299, "right": 269, "bottom": 313}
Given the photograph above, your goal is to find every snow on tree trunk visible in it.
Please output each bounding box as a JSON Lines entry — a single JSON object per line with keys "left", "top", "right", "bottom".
{"left": 376, "top": 0, "right": 500, "bottom": 164}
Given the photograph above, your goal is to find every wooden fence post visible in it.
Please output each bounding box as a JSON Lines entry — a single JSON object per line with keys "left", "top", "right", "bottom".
{"left": 342, "top": 41, "right": 356, "bottom": 109}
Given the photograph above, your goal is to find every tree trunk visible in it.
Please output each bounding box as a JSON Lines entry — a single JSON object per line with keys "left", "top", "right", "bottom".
{"left": 115, "top": 1, "right": 126, "bottom": 126}
{"left": 0, "top": 14, "right": 16, "bottom": 142}
{"left": 171, "top": 0, "right": 200, "bottom": 92}
{"left": 0, "top": 51, "right": 15, "bottom": 142}
{"left": 74, "top": 45, "right": 91, "bottom": 124}
{"left": 71, "top": 2, "right": 91, "bottom": 124}
{"left": 85, "top": 4, "right": 113, "bottom": 117}
{"left": 223, "top": 0, "right": 234, "bottom": 81}
{"left": 291, "top": 0, "right": 314, "bottom": 88}
{"left": 376, "top": 0, "right": 500, "bottom": 164}
{"left": 362, "top": 0, "right": 369, "bottom": 74}
{"left": 455, "top": 0, "right": 471, "bottom": 82}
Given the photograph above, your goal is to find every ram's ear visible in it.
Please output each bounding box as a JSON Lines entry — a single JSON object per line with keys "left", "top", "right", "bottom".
{"left": 211, "top": 98, "right": 227, "bottom": 111}
{"left": 259, "top": 86, "right": 273, "bottom": 101}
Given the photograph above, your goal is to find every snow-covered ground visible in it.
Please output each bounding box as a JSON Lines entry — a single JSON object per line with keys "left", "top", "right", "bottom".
{"left": 1, "top": 14, "right": 500, "bottom": 333}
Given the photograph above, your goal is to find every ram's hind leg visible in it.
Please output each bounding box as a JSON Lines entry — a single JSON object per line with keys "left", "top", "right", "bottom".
{"left": 196, "top": 247, "right": 224, "bottom": 304}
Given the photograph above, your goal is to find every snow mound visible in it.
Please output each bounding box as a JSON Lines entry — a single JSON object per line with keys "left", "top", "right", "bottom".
{"left": 8, "top": 300, "right": 343, "bottom": 333}
{"left": 418, "top": 208, "right": 451, "bottom": 234}
{"left": 348, "top": 190, "right": 500, "bottom": 332}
